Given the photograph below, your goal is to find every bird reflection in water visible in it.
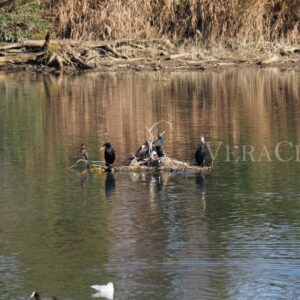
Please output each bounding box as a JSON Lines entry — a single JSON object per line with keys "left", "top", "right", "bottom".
{"left": 151, "top": 173, "right": 164, "bottom": 192}
{"left": 129, "top": 172, "right": 170, "bottom": 204}
{"left": 196, "top": 173, "right": 207, "bottom": 209}
{"left": 148, "top": 172, "right": 171, "bottom": 204}
{"left": 105, "top": 172, "right": 116, "bottom": 200}
{"left": 80, "top": 169, "right": 89, "bottom": 189}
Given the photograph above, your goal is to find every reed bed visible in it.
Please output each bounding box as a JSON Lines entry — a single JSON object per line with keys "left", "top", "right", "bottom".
{"left": 40, "top": 0, "right": 299, "bottom": 46}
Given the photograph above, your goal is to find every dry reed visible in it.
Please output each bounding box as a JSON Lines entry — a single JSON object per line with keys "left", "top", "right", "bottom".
{"left": 39, "top": 0, "right": 299, "bottom": 46}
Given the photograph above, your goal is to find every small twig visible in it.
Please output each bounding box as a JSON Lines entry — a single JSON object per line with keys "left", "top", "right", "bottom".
{"left": 68, "top": 163, "right": 77, "bottom": 169}
{"left": 68, "top": 159, "right": 84, "bottom": 169}
{"left": 145, "top": 126, "right": 154, "bottom": 142}
{"left": 145, "top": 120, "right": 174, "bottom": 141}
{"left": 103, "top": 132, "right": 109, "bottom": 137}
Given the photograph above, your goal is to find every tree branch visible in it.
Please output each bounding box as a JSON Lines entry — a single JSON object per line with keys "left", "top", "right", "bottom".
{"left": 146, "top": 120, "right": 173, "bottom": 140}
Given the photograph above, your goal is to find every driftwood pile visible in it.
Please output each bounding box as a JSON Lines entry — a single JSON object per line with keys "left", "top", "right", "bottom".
{"left": 72, "top": 157, "right": 211, "bottom": 174}
{"left": 0, "top": 35, "right": 206, "bottom": 73}
{"left": 0, "top": 32, "right": 299, "bottom": 73}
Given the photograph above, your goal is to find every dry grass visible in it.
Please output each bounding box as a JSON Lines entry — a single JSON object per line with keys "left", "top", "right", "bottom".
{"left": 41, "top": 0, "right": 299, "bottom": 46}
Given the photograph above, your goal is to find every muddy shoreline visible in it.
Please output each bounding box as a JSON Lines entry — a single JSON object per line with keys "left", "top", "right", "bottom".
{"left": 0, "top": 39, "right": 299, "bottom": 74}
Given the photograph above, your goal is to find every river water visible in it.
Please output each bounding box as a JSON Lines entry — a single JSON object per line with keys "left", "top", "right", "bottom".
{"left": 0, "top": 68, "right": 300, "bottom": 300}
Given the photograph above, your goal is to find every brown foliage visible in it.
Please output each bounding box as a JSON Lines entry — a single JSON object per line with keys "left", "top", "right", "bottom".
{"left": 38, "top": 0, "right": 300, "bottom": 45}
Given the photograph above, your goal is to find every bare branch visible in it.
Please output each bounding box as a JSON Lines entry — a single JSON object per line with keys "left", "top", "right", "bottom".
{"left": 145, "top": 126, "right": 154, "bottom": 142}
{"left": 145, "top": 120, "right": 173, "bottom": 142}
{"left": 148, "top": 119, "right": 173, "bottom": 133}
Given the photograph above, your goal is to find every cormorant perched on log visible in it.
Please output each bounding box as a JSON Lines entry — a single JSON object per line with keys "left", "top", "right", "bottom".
{"left": 80, "top": 144, "right": 89, "bottom": 161}
{"left": 135, "top": 141, "right": 150, "bottom": 161}
{"left": 153, "top": 130, "right": 165, "bottom": 157}
{"left": 195, "top": 137, "right": 206, "bottom": 167}
{"left": 101, "top": 143, "right": 115, "bottom": 169}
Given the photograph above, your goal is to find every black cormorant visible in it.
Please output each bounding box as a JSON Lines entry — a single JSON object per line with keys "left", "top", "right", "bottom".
{"left": 135, "top": 141, "right": 150, "bottom": 161}
{"left": 101, "top": 143, "right": 115, "bottom": 168}
{"left": 153, "top": 130, "right": 165, "bottom": 157}
{"left": 195, "top": 136, "right": 206, "bottom": 167}
{"left": 80, "top": 144, "right": 89, "bottom": 161}
{"left": 30, "top": 291, "right": 59, "bottom": 300}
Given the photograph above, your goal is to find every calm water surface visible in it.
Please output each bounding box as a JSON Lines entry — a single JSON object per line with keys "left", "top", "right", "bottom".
{"left": 0, "top": 68, "right": 300, "bottom": 300}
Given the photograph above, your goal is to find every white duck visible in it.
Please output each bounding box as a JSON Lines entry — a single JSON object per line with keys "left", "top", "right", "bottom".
{"left": 91, "top": 282, "right": 114, "bottom": 299}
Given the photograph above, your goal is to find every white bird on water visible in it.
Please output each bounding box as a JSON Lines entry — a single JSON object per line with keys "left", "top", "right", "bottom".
{"left": 91, "top": 282, "right": 114, "bottom": 299}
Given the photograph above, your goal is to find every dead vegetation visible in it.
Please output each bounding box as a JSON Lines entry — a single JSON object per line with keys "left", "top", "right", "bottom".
{"left": 1, "top": 35, "right": 299, "bottom": 73}
{"left": 40, "top": 0, "right": 299, "bottom": 46}
{"left": 0, "top": 1, "right": 299, "bottom": 72}
{"left": 71, "top": 159, "right": 212, "bottom": 174}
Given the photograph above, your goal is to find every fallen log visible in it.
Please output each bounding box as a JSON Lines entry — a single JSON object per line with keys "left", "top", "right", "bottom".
{"left": 0, "top": 52, "right": 39, "bottom": 64}
{"left": 0, "top": 40, "right": 46, "bottom": 51}
{"left": 89, "top": 165, "right": 212, "bottom": 174}
{"left": 66, "top": 47, "right": 94, "bottom": 69}
{"left": 280, "top": 46, "right": 300, "bottom": 55}
{"left": 70, "top": 158, "right": 212, "bottom": 174}
{"left": 165, "top": 52, "right": 192, "bottom": 60}
{"left": 257, "top": 55, "right": 280, "bottom": 65}
{"left": 97, "top": 45, "right": 128, "bottom": 59}
{"left": 0, "top": 43, "right": 21, "bottom": 51}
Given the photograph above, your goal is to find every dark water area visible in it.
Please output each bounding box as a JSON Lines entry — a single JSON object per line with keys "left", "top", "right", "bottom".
{"left": 0, "top": 68, "right": 300, "bottom": 300}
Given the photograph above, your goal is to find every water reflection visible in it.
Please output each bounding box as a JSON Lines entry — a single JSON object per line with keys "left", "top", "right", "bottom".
{"left": 196, "top": 174, "right": 206, "bottom": 209}
{"left": 0, "top": 69, "right": 300, "bottom": 300}
{"left": 105, "top": 172, "right": 116, "bottom": 200}
{"left": 80, "top": 169, "right": 89, "bottom": 189}
{"left": 1, "top": 68, "right": 299, "bottom": 167}
{"left": 0, "top": 253, "right": 24, "bottom": 300}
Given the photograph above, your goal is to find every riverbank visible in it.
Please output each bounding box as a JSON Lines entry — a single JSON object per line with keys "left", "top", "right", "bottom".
{"left": 0, "top": 38, "right": 299, "bottom": 74}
